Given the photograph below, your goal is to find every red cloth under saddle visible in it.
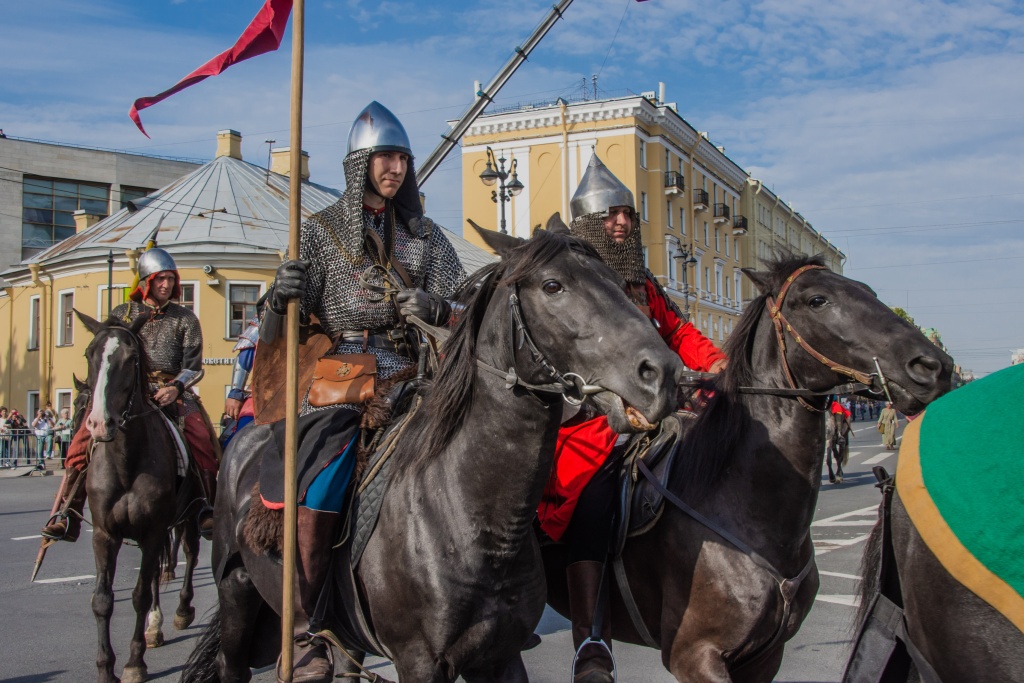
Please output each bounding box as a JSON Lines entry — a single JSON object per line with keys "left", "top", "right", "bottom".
{"left": 536, "top": 277, "right": 727, "bottom": 541}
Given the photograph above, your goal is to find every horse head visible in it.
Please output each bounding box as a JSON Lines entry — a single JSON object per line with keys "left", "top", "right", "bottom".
{"left": 75, "top": 309, "right": 149, "bottom": 442}
{"left": 741, "top": 257, "right": 952, "bottom": 415}
{"left": 71, "top": 373, "right": 91, "bottom": 434}
{"left": 474, "top": 224, "right": 683, "bottom": 432}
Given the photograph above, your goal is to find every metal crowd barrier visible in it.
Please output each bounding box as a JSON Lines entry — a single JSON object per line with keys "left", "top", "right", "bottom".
{"left": 0, "top": 430, "right": 67, "bottom": 469}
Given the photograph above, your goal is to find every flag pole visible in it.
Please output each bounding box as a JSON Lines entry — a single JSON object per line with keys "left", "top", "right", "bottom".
{"left": 281, "top": 0, "right": 304, "bottom": 678}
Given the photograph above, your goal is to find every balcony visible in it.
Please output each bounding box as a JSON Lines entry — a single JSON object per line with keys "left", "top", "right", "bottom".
{"left": 664, "top": 171, "right": 685, "bottom": 195}
{"left": 732, "top": 215, "right": 748, "bottom": 236}
{"left": 693, "top": 189, "right": 708, "bottom": 211}
{"left": 713, "top": 203, "right": 730, "bottom": 224}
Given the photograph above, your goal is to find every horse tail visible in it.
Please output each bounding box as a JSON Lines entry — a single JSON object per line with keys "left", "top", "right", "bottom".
{"left": 855, "top": 515, "right": 883, "bottom": 630}
{"left": 181, "top": 605, "right": 222, "bottom": 683}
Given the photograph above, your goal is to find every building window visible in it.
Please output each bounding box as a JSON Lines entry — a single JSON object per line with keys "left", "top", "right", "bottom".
{"left": 679, "top": 157, "right": 685, "bottom": 176}
{"left": 229, "top": 284, "right": 261, "bottom": 337}
{"left": 56, "top": 389, "right": 72, "bottom": 417}
{"left": 642, "top": 246, "right": 649, "bottom": 267}
{"left": 27, "top": 391, "right": 40, "bottom": 419}
{"left": 666, "top": 201, "right": 673, "bottom": 228}
{"left": 639, "top": 141, "right": 647, "bottom": 168}
{"left": 724, "top": 277, "right": 730, "bottom": 300}
{"left": 58, "top": 291, "right": 74, "bottom": 346}
{"left": 640, "top": 192, "right": 648, "bottom": 222}
{"left": 22, "top": 177, "right": 109, "bottom": 260}
{"left": 725, "top": 232, "right": 730, "bottom": 257}
{"left": 96, "top": 285, "right": 128, "bottom": 318}
{"left": 178, "top": 283, "right": 196, "bottom": 313}
{"left": 28, "top": 295, "right": 40, "bottom": 350}
{"left": 119, "top": 185, "right": 156, "bottom": 210}
{"left": 665, "top": 238, "right": 678, "bottom": 283}
{"left": 715, "top": 228, "right": 720, "bottom": 252}
{"left": 704, "top": 222, "right": 709, "bottom": 246}
{"left": 679, "top": 208, "right": 686, "bottom": 236}
{"left": 704, "top": 267, "right": 710, "bottom": 294}
{"left": 665, "top": 149, "right": 671, "bottom": 170}
{"left": 702, "top": 174, "right": 707, "bottom": 191}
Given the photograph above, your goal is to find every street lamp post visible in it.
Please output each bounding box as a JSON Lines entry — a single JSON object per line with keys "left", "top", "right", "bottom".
{"left": 478, "top": 146, "right": 524, "bottom": 234}
{"left": 673, "top": 244, "right": 698, "bottom": 318}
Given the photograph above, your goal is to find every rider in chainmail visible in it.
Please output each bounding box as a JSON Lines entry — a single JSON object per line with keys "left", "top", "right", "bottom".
{"left": 545, "top": 153, "right": 728, "bottom": 683}
{"left": 261, "top": 101, "right": 465, "bottom": 683}
{"left": 42, "top": 248, "right": 221, "bottom": 543}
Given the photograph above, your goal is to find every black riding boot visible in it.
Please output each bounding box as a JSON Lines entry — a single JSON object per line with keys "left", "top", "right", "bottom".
{"left": 277, "top": 506, "right": 338, "bottom": 683}
{"left": 567, "top": 560, "right": 614, "bottom": 683}
{"left": 41, "top": 468, "right": 88, "bottom": 542}
{"left": 197, "top": 469, "right": 217, "bottom": 540}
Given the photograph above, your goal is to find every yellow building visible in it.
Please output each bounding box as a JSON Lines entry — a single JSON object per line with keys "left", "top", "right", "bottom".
{"left": 0, "top": 130, "right": 497, "bottom": 419}
{"left": 459, "top": 87, "right": 847, "bottom": 346}
{"left": 458, "top": 88, "right": 750, "bottom": 346}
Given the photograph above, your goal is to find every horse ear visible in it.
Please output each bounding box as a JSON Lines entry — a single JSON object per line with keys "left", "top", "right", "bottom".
{"left": 741, "top": 268, "right": 772, "bottom": 294}
{"left": 545, "top": 212, "right": 570, "bottom": 235}
{"left": 74, "top": 308, "right": 105, "bottom": 335}
{"left": 73, "top": 374, "right": 88, "bottom": 392}
{"left": 129, "top": 309, "right": 151, "bottom": 335}
{"left": 467, "top": 218, "right": 524, "bottom": 258}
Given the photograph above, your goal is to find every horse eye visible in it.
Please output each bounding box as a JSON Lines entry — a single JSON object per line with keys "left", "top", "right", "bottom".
{"left": 809, "top": 295, "right": 828, "bottom": 308}
{"left": 542, "top": 280, "right": 563, "bottom": 295}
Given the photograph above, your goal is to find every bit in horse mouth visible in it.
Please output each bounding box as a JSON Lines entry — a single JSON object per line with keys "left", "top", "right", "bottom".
{"left": 624, "top": 403, "right": 655, "bottom": 431}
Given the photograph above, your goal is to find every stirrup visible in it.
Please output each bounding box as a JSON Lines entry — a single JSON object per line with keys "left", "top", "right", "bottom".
{"left": 572, "top": 636, "right": 616, "bottom": 682}
{"left": 275, "top": 632, "right": 334, "bottom": 683}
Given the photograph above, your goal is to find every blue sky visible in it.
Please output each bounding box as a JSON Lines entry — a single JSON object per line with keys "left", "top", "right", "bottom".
{"left": 2, "top": 0, "right": 1023, "bottom": 374}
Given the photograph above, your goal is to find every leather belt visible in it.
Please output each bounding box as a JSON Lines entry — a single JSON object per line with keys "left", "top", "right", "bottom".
{"left": 336, "top": 331, "right": 401, "bottom": 352}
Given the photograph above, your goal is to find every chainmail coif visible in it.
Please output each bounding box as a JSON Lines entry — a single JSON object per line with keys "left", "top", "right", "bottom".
{"left": 568, "top": 211, "right": 646, "bottom": 286}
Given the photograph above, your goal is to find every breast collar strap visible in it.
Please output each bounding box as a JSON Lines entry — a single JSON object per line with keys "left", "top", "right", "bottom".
{"left": 475, "top": 283, "right": 605, "bottom": 405}
{"left": 766, "top": 265, "right": 883, "bottom": 412}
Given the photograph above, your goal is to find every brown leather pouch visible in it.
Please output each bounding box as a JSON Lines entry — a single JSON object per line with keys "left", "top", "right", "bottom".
{"left": 308, "top": 354, "right": 377, "bottom": 407}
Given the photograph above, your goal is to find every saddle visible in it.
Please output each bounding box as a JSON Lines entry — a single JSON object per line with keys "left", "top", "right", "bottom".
{"left": 612, "top": 411, "right": 697, "bottom": 558}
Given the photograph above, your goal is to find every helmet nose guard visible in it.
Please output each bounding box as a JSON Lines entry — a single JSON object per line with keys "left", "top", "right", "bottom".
{"left": 570, "top": 154, "right": 635, "bottom": 221}
{"left": 346, "top": 101, "right": 413, "bottom": 158}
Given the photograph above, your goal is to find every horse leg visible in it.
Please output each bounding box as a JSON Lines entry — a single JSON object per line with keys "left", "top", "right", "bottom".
{"left": 144, "top": 572, "right": 164, "bottom": 648}
{"left": 825, "top": 448, "right": 836, "bottom": 483}
{"left": 393, "top": 645, "right": 454, "bottom": 683}
{"left": 835, "top": 449, "right": 844, "bottom": 484}
{"left": 162, "top": 525, "right": 181, "bottom": 584}
{"left": 462, "top": 654, "right": 529, "bottom": 683}
{"left": 122, "top": 537, "right": 162, "bottom": 683}
{"left": 214, "top": 559, "right": 268, "bottom": 683}
{"left": 92, "top": 526, "right": 121, "bottom": 683}
{"left": 174, "top": 518, "right": 200, "bottom": 630}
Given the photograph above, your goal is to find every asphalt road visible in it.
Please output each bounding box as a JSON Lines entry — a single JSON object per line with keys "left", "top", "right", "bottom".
{"left": 0, "top": 418, "right": 903, "bottom": 683}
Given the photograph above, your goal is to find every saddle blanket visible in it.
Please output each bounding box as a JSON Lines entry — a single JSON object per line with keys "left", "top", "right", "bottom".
{"left": 156, "top": 408, "right": 189, "bottom": 478}
{"left": 896, "top": 363, "right": 1024, "bottom": 631}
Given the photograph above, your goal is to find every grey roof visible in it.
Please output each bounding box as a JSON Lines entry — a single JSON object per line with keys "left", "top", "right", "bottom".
{"left": 4, "top": 154, "right": 494, "bottom": 276}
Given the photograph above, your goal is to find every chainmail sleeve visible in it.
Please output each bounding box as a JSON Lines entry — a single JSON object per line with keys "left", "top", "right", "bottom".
{"left": 299, "top": 215, "right": 327, "bottom": 320}
{"left": 422, "top": 219, "right": 466, "bottom": 299}
{"left": 180, "top": 313, "right": 203, "bottom": 373}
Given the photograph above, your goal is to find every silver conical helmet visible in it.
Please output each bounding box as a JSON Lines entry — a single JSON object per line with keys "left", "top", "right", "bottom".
{"left": 346, "top": 101, "right": 413, "bottom": 157}
{"left": 570, "top": 154, "right": 635, "bottom": 220}
{"left": 137, "top": 248, "right": 178, "bottom": 281}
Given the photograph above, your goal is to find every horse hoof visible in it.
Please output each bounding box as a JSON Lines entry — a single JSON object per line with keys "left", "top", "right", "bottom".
{"left": 145, "top": 630, "right": 164, "bottom": 648}
{"left": 121, "top": 666, "right": 147, "bottom": 683}
{"left": 174, "top": 606, "right": 196, "bottom": 630}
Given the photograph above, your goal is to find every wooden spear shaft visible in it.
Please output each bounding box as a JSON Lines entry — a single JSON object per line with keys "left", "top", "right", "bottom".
{"left": 281, "top": 0, "right": 304, "bottom": 678}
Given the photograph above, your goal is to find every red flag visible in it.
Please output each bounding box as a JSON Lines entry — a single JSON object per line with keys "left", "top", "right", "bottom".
{"left": 129, "top": 0, "right": 293, "bottom": 137}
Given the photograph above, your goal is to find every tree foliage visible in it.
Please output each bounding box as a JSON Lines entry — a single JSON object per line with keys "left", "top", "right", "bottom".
{"left": 891, "top": 306, "right": 916, "bottom": 327}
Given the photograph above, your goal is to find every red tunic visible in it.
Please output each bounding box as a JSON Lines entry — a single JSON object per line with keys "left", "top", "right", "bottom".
{"left": 538, "top": 277, "right": 727, "bottom": 541}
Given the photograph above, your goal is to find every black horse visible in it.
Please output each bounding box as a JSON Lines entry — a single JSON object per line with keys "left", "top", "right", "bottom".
{"left": 76, "top": 311, "right": 202, "bottom": 683}
{"left": 182, "top": 229, "right": 683, "bottom": 682}
{"left": 541, "top": 257, "right": 952, "bottom": 682}
{"left": 825, "top": 407, "right": 851, "bottom": 484}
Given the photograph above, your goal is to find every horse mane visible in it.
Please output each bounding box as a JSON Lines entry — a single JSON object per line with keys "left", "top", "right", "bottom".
{"left": 670, "top": 253, "right": 828, "bottom": 501}
{"left": 396, "top": 231, "right": 600, "bottom": 471}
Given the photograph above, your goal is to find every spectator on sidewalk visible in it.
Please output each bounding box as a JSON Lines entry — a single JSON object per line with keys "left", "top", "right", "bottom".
{"left": 0, "top": 407, "right": 9, "bottom": 468}
{"left": 32, "top": 410, "right": 53, "bottom": 469}
{"left": 54, "top": 408, "right": 73, "bottom": 467}
{"left": 8, "top": 409, "right": 28, "bottom": 465}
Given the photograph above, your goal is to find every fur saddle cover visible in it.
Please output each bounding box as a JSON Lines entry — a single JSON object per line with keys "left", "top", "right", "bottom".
{"left": 242, "top": 366, "right": 420, "bottom": 558}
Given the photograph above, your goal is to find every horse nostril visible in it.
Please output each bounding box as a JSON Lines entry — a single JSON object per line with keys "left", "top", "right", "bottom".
{"left": 906, "top": 355, "right": 942, "bottom": 385}
{"left": 637, "top": 358, "right": 661, "bottom": 385}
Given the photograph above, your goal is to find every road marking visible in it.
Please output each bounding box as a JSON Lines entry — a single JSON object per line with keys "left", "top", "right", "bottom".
{"left": 815, "top": 594, "right": 861, "bottom": 607}
{"left": 12, "top": 534, "right": 42, "bottom": 540}
{"left": 812, "top": 506, "right": 877, "bottom": 527}
{"left": 863, "top": 452, "right": 893, "bottom": 465}
{"left": 819, "top": 570, "right": 862, "bottom": 580}
{"left": 813, "top": 534, "right": 871, "bottom": 556}
{"left": 34, "top": 574, "right": 95, "bottom": 584}
{"left": 847, "top": 450, "right": 862, "bottom": 458}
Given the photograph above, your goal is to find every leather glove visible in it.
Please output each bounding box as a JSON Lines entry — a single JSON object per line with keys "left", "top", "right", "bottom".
{"left": 270, "top": 260, "right": 307, "bottom": 314}
{"left": 395, "top": 288, "right": 451, "bottom": 326}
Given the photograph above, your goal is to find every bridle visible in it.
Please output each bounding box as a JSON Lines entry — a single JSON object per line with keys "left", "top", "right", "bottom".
{"left": 90, "top": 329, "right": 161, "bottom": 433}
{"left": 765, "top": 264, "right": 884, "bottom": 412}
{"left": 473, "top": 281, "right": 605, "bottom": 405}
